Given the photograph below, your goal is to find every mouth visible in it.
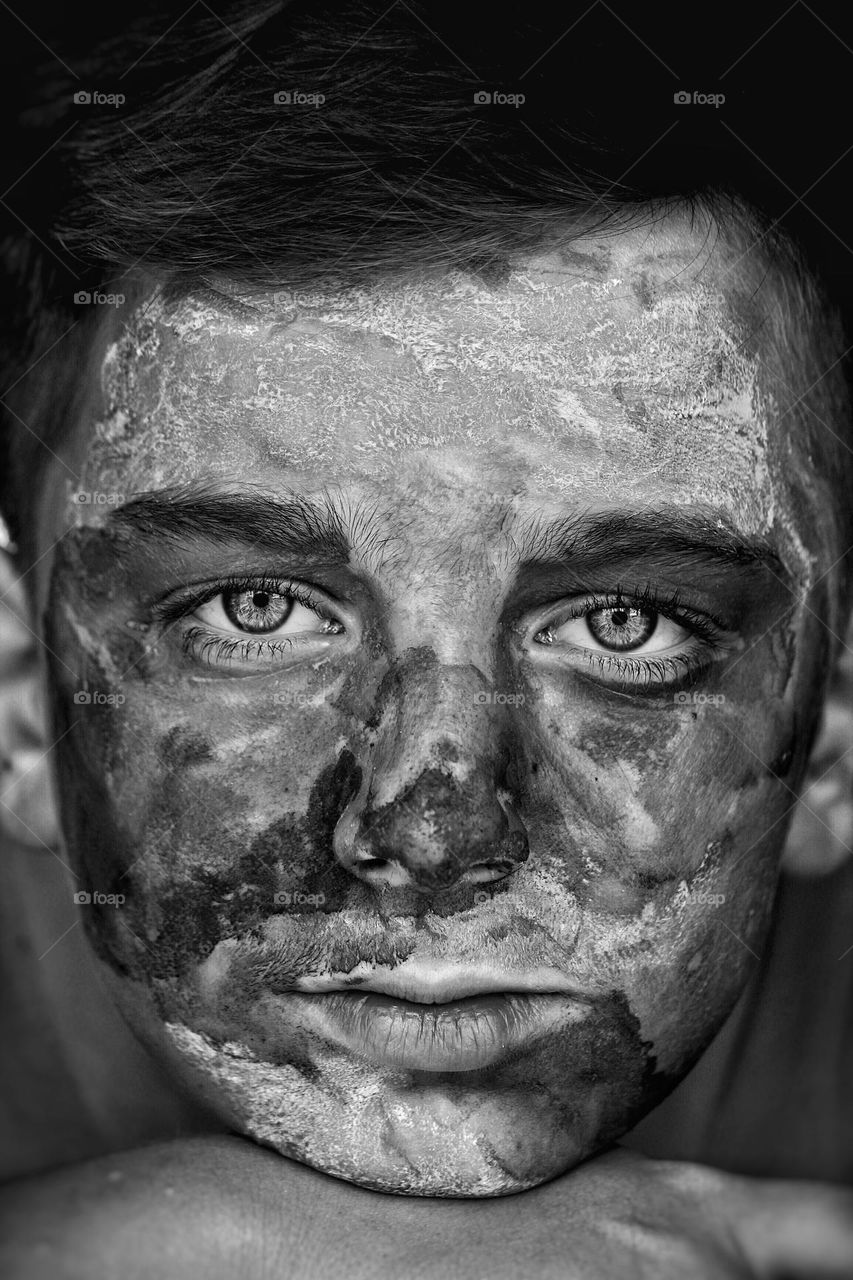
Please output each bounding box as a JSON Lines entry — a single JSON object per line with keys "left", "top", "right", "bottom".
{"left": 285, "top": 963, "right": 592, "bottom": 1072}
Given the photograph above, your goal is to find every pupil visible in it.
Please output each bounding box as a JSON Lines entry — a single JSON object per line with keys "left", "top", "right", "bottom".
{"left": 586, "top": 604, "right": 657, "bottom": 651}
{"left": 222, "top": 587, "right": 294, "bottom": 634}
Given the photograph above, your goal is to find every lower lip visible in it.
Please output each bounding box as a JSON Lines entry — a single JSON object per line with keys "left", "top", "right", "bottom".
{"left": 287, "top": 991, "right": 585, "bottom": 1072}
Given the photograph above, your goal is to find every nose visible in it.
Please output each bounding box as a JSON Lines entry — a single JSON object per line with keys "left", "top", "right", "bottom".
{"left": 333, "top": 654, "right": 529, "bottom": 892}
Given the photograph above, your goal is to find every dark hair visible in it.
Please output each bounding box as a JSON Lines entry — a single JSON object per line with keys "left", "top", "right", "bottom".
{"left": 2, "top": 0, "right": 852, "bottom": 589}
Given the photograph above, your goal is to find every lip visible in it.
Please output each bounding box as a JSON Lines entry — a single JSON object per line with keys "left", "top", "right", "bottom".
{"left": 289, "top": 991, "right": 587, "bottom": 1072}
{"left": 284, "top": 963, "right": 592, "bottom": 1072}
{"left": 291, "top": 960, "right": 591, "bottom": 1005}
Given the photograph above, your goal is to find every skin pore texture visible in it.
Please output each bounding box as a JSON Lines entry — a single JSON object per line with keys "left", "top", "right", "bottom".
{"left": 32, "top": 212, "right": 843, "bottom": 1196}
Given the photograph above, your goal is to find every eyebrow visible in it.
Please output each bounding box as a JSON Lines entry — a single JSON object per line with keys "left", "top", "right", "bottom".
{"left": 108, "top": 485, "right": 351, "bottom": 560}
{"left": 106, "top": 485, "right": 789, "bottom": 581}
{"left": 514, "top": 507, "right": 788, "bottom": 578}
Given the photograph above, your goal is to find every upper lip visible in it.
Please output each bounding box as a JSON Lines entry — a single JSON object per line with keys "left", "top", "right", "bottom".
{"left": 291, "top": 961, "right": 591, "bottom": 1005}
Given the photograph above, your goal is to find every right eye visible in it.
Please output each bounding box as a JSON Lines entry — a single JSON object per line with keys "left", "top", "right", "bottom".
{"left": 160, "top": 574, "right": 348, "bottom": 671}
{"left": 195, "top": 584, "right": 340, "bottom": 637}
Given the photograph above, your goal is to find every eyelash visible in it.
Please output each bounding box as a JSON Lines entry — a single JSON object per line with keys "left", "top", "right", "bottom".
{"left": 155, "top": 575, "right": 728, "bottom": 689}
{"left": 156, "top": 573, "right": 341, "bottom": 667}
{"left": 532, "top": 584, "right": 728, "bottom": 692}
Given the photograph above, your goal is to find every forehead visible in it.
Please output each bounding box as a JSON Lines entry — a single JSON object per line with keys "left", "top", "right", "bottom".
{"left": 50, "top": 216, "right": 817, "bottom": 583}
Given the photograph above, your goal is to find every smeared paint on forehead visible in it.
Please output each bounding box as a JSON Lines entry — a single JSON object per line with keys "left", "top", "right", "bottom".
{"left": 57, "top": 218, "right": 825, "bottom": 590}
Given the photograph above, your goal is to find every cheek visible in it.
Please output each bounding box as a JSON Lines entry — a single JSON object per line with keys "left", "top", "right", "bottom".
{"left": 49, "top": 628, "right": 371, "bottom": 985}
{"left": 517, "top": 633, "right": 798, "bottom": 892}
{"left": 512, "top": 705, "right": 788, "bottom": 1083}
{"left": 508, "top": 652, "right": 797, "bottom": 1067}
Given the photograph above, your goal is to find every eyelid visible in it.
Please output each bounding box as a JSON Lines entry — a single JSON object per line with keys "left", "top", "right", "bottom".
{"left": 150, "top": 573, "right": 360, "bottom": 675}
{"left": 152, "top": 572, "right": 348, "bottom": 627}
{"left": 520, "top": 585, "right": 740, "bottom": 695}
{"left": 523, "top": 585, "right": 732, "bottom": 642}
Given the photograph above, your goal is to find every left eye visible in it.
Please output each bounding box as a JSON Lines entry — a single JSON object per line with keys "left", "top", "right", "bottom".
{"left": 194, "top": 586, "right": 340, "bottom": 637}
{"left": 535, "top": 604, "right": 690, "bottom": 654}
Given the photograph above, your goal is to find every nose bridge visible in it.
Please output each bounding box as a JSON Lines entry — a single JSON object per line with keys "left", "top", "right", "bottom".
{"left": 370, "top": 652, "right": 490, "bottom": 807}
{"left": 333, "top": 649, "right": 529, "bottom": 891}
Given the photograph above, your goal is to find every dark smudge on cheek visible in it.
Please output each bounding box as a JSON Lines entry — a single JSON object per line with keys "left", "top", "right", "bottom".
{"left": 118, "top": 749, "right": 366, "bottom": 991}
{"left": 45, "top": 530, "right": 164, "bottom": 694}
{"left": 46, "top": 545, "right": 371, "bottom": 987}
{"left": 572, "top": 711, "right": 683, "bottom": 774}
{"left": 160, "top": 726, "right": 215, "bottom": 769}
{"left": 510, "top": 649, "right": 801, "bottom": 929}
{"left": 47, "top": 536, "right": 414, "bottom": 1023}
{"left": 245, "top": 749, "right": 363, "bottom": 892}
{"left": 507, "top": 694, "right": 678, "bottom": 898}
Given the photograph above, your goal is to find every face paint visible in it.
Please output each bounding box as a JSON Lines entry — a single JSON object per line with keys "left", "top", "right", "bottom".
{"left": 37, "top": 213, "right": 837, "bottom": 1195}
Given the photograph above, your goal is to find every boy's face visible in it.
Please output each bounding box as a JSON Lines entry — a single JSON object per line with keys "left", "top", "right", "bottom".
{"left": 32, "top": 216, "right": 838, "bottom": 1195}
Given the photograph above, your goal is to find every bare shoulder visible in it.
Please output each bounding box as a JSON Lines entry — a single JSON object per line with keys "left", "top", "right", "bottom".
{"left": 0, "top": 1135, "right": 521, "bottom": 1280}
{"left": 0, "top": 1140, "right": 679, "bottom": 1280}
{"left": 3, "top": 1139, "right": 852, "bottom": 1280}
{"left": 0, "top": 1135, "right": 370, "bottom": 1280}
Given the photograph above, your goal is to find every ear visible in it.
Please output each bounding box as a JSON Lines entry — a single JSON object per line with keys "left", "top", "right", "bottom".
{"left": 782, "top": 610, "right": 853, "bottom": 876}
{"left": 0, "top": 544, "right": 61, "bottom": 851}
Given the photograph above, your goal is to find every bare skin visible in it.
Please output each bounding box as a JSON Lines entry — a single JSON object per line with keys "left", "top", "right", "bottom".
{"left": 3, "top": 1136, "right": 853, "bottom": 1279}
{"left": 30, "top": 212, "right": 845, "bottom": 1197}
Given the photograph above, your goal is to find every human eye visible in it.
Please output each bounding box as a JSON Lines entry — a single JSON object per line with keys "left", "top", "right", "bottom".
{"left": 154, "top": 573, "right": 347, "bottom": 672}
{"left": 524, "top": 585, "right": 737, "bottom": 693}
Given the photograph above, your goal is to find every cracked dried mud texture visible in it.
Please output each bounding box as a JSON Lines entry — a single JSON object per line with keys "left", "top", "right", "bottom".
{"left": 38, "top": 213, "right": 842, "bottom": 1193}
{"left": 65, "top": 221, "right": 833, "bottom": 593}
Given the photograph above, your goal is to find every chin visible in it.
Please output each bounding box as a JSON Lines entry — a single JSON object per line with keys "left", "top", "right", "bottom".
{"left": 154, "top": 1018, "right": 649, "bottom": 1198}
{"left": 95, "top": 959, "right": 674, "bottom": 1196}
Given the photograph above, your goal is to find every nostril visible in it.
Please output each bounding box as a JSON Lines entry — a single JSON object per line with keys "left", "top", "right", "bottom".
{"left": 358, "top": 856, "right": 389, "bottom": 873}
